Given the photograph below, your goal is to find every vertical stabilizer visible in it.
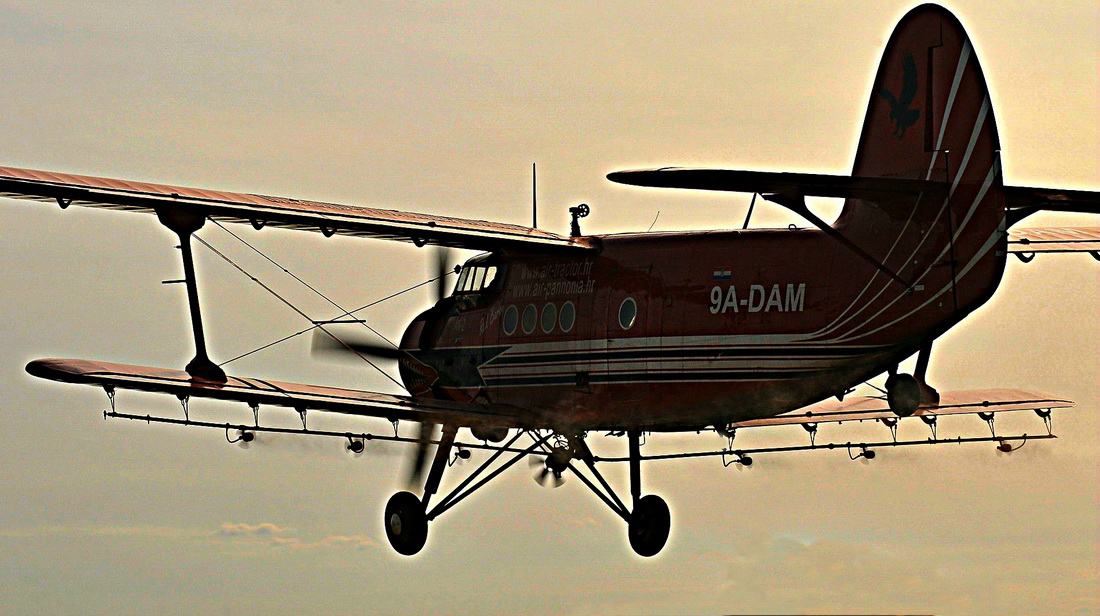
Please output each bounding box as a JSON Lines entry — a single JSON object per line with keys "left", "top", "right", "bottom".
{"left": 836, "top": 3, "right": 1005, "bottom": 325}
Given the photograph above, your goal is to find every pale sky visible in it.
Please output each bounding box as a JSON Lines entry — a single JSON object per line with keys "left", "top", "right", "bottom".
{"left": 0, "top": 2, "right": 1096, "bottom": 615}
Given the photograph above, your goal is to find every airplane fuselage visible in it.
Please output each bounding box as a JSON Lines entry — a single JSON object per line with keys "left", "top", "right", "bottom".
{"left": 401, "top": 221, "right": 1006, "bottom": 431}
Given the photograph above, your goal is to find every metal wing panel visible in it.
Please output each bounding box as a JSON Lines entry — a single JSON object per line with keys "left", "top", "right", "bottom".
{"left": 730, "top": 389, "right": 1074, "bottom": 429}
{"left": 0, "top": 166, "right": 595, "bottom": 253}
{"left": 1007, "top": 227, "right": 1100, "bottom": 253}
{"left": 26, "top": 358, "right": 522, "bottom": 428}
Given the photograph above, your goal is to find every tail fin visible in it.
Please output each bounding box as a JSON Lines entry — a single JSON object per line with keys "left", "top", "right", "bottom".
{"left": 837, "top": 3, "right": 1005, "bottom": 318}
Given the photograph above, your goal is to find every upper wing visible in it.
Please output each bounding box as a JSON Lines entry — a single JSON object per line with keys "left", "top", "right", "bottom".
{"left": 729, "top": 389, "right": 1073, "bottom": 430}
{"left": 26, "top": 357, "right": 529, "bottom": 429}
{"left": 1007, "top": 227, "right": 1100, "bottom": 257}
{"left": 0, "top": 166, "right": 595, "bottom": 254}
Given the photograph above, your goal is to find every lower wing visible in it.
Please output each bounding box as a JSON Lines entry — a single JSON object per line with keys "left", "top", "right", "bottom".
{"left": 730, "top": 389, "right": 1073, "bottom": 430}
{"left": 26, "top": 357, "right": 525, "bottom": 430}
{"left": 1007, "top": 227, "right": 1100, "bottom": 261}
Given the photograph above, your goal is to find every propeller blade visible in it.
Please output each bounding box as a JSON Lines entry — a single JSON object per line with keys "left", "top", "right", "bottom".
{"left": 434, "top": 247, "right": 458, "bottom": 303}
{"left": 310, "top": 330, "right": 405, "bottom": 362}
{"left": 434, "top": 248, "right": 447, "bottom": 303}
{"left": 529, "top": 455, "right": 565, "bottom": 488}
{"left": 347, "top": 438, "right": 366, "bottom": 457}
{"left": 406, "top": 422, "right": 437, "bottom": 489}
{"left": 533, "top": 467, "right": 565, "bottom": 488}
{"left": 233, "top": 429, "right": 255, "bottom": 450}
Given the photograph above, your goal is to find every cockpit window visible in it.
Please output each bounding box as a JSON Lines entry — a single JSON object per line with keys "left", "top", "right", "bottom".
{"left": 453, "top": 263, "right": 500, "bottom": 295}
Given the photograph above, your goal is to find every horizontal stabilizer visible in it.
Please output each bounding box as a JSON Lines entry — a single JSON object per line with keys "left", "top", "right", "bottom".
{"left": 1005, "top": 185, "right": 1100, "bottom": 217}
{"left": 26, "top": 357, "right": 521, "bottom": 429}
{"left": 607, "top": 168, "right": 946, "bottom": 204}
{"left": 730, "top": 389, "right": 1073, "bottom": 430}
{"left": 0, "top": 166, "right": 594, "bottom": 253}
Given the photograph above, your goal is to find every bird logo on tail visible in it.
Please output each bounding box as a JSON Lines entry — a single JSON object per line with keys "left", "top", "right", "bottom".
{"left": 879, "top": 51, "right": 921, "bottom": 139}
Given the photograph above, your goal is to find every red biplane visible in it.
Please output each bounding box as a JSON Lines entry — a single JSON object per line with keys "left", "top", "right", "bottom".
{"left": 2, "top": 4, "right": 1096, "bottom": 557}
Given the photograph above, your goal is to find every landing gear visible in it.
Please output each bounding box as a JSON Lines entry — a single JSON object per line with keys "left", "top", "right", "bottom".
{"left": 628, "top": 494, "right": 670, "bottom": 557}
{"left": 623, "top": 429, "right": 669, "bottom": 557}
{"left": 384, "top": 491, "right": 428, "bottom": 555}
{"left": 886, "top": 373, "right": 921, "bottom": 417}
{"left": 886, "top": 343, "right": 941, "bottom": 417}
{"left": 384, "top": 423, "right": 456, "bottom": 556}
{"left": 382, "top": 427, "right": 552, "bottom": 557}
{"left": 379, "top": 426, "right": 672, "bottom": 557}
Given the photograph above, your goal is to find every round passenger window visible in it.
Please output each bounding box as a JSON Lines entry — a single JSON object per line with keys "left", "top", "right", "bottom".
{"left": 559, "top": 301, "right": 575, "bottom": 333}
{"left": 521, "top": 304, "right": 537, "bottom": 334}
{"left": 503, "top": 305, "right": 519, "bottom": 335}
{"left": 541, "top": 303, "right": 557, "bottom": 333}
{"left": 618, "top": 297, "right": 637, "bottom": 330}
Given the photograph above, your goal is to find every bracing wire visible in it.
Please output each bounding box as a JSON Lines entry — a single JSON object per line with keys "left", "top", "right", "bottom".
{"left": 192, "top": 234, "right": 404, "bottom": 389}
{"left": 216, "top": 275, "right": 443, "bottom": 367}
{"left": 209, "top": 218, "right": 397, "bottom": 349}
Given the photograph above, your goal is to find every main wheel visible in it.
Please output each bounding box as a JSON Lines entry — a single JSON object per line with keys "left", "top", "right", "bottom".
{"left": 384, "top": 491, "right": 428, "bottom": 556}
{"left": 887, "top": 373, "right": 921, "bottom": 417}
{"left": 628, "top": 494, "right": 671, "bottom": 557}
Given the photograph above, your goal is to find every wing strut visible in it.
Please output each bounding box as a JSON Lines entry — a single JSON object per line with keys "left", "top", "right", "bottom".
{"left": 764, "top": 192, "right": 912, "bottom": 289}
{"left": 155, "top": 206, "right": 226, "bottom": 382}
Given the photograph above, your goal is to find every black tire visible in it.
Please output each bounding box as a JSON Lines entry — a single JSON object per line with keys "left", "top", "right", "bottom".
{"left": 887, "top": 373, "right": 921, "bottom": 417}
{"left": 384, "top": 491, "right": 428, "bottom": 556}
{"left": 628, "top": 495, "right": 671, "bottom": 557}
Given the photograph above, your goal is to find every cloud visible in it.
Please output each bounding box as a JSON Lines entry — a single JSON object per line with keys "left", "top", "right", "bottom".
{"left": 215, "top": 522, "right": 288, "bottom": 538}
{"left": 211, "top": 522, "right": 380, "bottom": 551}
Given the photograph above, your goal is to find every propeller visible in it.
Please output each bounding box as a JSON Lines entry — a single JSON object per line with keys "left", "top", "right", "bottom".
{"left": 309, "top": 249, "right": 460, "bottom": 493}
{"left": 406, "top": 422, "right": 437, "bottom": 489}
{"left": 529, "top": 446, "right": 570, "bottom": 488}
{"left": 229, "top": 428, "right": 256, "bottom": 449}
{"left": 346, "top": 437, "right": 366, "bottom": 457}
{"left": 434, "top": 247, "right": 453, "bottom": 304}
{"left": 309, "top": 246, "right": 458, "bottom": 364}
{"left": 310, "top": 330, "right": 405, "bottom": 362}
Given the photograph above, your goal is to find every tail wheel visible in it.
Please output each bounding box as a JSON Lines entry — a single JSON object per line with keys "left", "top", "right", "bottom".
{"left": 628, "top": 495, "right": 670, "bottom": 557}
{"left": 887, "top": 373, "right": 921, "bottom": 417}
{"left": 384, "top": 491, "right": 428, "bottom": 556}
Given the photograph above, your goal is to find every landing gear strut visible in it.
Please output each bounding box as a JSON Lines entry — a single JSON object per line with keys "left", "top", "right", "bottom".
{"left": 380, "top": 427, "right": 671, "bottom": 557}
{"left": 382, "top": 427, "right": 552, "bottom": 556}
{"left": 624, "top": 429, "right": 669, "bottom": 557}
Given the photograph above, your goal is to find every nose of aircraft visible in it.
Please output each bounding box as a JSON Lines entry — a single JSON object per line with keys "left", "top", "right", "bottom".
{"left": 397, "top": 312, "right": 439, "bottom": 396}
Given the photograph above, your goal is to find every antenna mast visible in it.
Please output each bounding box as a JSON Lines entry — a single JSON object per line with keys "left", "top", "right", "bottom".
{"left": 532, "top": 162, "right": 537, "bottom": 228}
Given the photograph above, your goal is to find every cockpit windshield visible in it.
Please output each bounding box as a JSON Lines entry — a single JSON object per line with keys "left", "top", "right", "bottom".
{"left": 452, "top": 261, "right": 501, "bottom": 295}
